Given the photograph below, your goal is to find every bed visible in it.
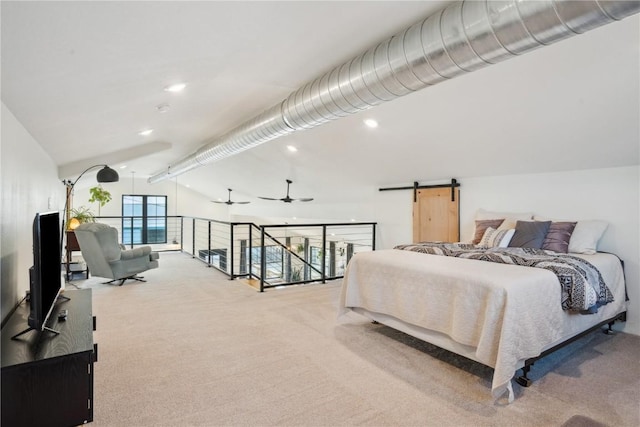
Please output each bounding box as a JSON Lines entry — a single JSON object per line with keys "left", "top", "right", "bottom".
{"left": 338, "top": 217, "right": 627, "bottom": 402}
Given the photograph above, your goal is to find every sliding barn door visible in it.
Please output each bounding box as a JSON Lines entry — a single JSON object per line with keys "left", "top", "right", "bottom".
{"left": 412, "top": 187, "right": 460, "bottom": 243}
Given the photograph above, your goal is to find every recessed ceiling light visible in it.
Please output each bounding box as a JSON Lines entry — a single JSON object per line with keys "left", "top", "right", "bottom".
{"left": 138, "top": 129, "right": 153, "bottom": 136}
{"left": 287, "top": 145, "right": 298, "bottom": 152}
{"left": 364, "top": 119, "right": 378, "bottom": 128}
{"left": 156, "top": 103, "right": 171, "bottom": 113}
{"left": 120, "top": 165, "right": 127, "bottom": 169}
{"left": 164, "top": 83, "right": 186, "bottom": 93}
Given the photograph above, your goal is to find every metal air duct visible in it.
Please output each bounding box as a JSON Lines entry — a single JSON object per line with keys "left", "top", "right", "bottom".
{"left": 148, "top": 0, "right": 640, "bottom": 184}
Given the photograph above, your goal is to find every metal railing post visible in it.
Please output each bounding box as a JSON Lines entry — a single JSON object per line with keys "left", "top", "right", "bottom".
{"left": 180, "top": 216, "right": 184, "bottom": 251}
{"left": 260, "top": 227, "right": 265, "bottom": 292}
{"left": 192, "top": 218, "right": 196, "bottom": 257}
{"left": 321, "top": 225, "right": 326, "bottom": 284}
{"left": 372, "top": 223, "right": 377, "bottom": 250}
{"left": 207, "top": 221, "right": 212, "bottom": 267}
{"left": 248, "top": 225, "right": 253, "bottom": 279}
{"left": 229, "top": 223, "right": 234, "bottom": 279}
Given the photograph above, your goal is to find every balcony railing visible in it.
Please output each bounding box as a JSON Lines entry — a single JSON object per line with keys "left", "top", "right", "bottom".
{"left": 94, "top": 216, "right": 376, "bottom": 291}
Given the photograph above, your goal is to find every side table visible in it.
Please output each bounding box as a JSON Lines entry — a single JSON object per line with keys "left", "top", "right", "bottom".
{"left": 66, "top": 230, "right": 89, "bottom": 280}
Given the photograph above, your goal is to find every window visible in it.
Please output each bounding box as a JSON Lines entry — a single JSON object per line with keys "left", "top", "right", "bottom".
{"left": 122, "top": 195, "right": 167, "bottom": 245}
{"left": 250, "top": 245, "right": 283, "bottom": 279}
{"left": 310, "top": 246, "right": 323, "bottom": 268}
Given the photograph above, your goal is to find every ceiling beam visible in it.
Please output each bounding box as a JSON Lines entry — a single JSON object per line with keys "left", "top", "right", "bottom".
{"left": 58, "top": 141, "right": 172, "bottom": 179}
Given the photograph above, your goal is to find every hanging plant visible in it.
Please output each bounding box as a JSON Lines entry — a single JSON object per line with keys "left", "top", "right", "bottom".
{"left": 88, "top": 185, "right": 112, "bottom": 215}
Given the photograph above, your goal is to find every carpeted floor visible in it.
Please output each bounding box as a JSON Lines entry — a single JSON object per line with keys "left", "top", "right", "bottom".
{"left": 69, "top": 252, "right": 640, "bottom": 426}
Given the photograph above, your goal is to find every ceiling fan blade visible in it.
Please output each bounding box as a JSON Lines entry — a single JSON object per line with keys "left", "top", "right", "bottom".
{"left": 260, "top": 180, "right": 314, "bottom": 203}
{"left": 211, "top": 200, "right": 227, "bottom": 204}
{"left": 235, "top": 201, "right": 251, "bottom": 204}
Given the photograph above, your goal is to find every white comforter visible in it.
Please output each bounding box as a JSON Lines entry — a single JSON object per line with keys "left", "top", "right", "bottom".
{"left": 338, "top": 249, "right": 627, "bottom": 402}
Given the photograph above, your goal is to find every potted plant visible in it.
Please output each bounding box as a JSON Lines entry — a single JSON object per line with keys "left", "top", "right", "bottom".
{"left": 68, "top": 206, "right": 95, "bottom": 230}
{"left": 88, "top": 185, "right": 112, "bottom": 215}
{"left": 291, "top": 267, "right": 302, "bottom": 282}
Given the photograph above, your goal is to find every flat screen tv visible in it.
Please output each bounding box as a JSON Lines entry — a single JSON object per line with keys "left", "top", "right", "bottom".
{"left": 12, "top": 211, "right": 63, "bottom": 339}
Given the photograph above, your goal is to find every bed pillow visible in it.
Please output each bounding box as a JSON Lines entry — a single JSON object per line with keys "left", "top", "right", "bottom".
{"left": 508, "top": 221, "right": 551, "bottom": 249}
{"left": 568, "top": 220, "right": 608, "bottom": 254}
{"left": 498, "top": 228, "right": 516, "bottom": 247}
{"left": 473, "top": 219, "right": 504, "bottom": 244}
{"left": 479, "top": 227, "right": 515, "bottom": 248}
{"left": 542, "top": 221, "right": 577, "bottom": 253}
{"left": 475, "top": 209, "right": 534, "bottom": 230}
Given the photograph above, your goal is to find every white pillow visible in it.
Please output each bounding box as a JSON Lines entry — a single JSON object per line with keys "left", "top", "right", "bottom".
{"left": 479, "top": 227, "right": 516, "bottom": 248}
{"left": 498, "top": 229, "right": 516, "bottom": 247}
{"left": 476, "top": 209, "right": 534, "bottom": 231}
{"left": 568, "top": 220, "right": 608, "bottom": 254}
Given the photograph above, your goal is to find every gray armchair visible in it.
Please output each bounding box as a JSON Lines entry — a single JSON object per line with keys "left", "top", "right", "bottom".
{"left": 74, "top": 222, "right": 159, "bottom": 285}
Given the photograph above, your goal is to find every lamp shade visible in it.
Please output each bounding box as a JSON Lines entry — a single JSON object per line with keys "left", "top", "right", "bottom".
{"left": 96, "top": 166, "right": 119, "bottom": 183}
{"left": 68, "top": 217, "right": 81, "bottom": 230}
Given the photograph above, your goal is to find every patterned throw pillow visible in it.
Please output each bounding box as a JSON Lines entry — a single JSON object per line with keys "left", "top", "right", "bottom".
{"left": 479, "top": 227, "right": 515, "bottom": 248}
{"left": 473, "top": 219, "right": 504, "bottom": 244}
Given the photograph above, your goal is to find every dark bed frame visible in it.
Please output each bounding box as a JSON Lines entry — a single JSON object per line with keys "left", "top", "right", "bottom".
{"left": 371, "top": 310, "right": 626, "bottom": 389}
{"left": 517, "top": 255, "right": 628, "bottom": 386}
{"left": 515, "top": 310, "right": 627, "bottom": 387}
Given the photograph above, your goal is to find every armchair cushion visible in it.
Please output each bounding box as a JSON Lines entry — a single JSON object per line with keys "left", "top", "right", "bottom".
{"left": 120, "top": 246, "right": 152, "bottom": 260}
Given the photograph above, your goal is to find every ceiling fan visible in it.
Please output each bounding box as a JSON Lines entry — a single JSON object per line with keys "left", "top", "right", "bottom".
{"left": 211, "top": 189, "right": 250, "bottom": 205}
{"left": 259, "top": 179, "right": 314, "bottom": 203}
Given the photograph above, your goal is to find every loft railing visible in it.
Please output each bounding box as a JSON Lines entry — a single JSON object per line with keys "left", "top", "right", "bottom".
{"left": 93, "top": 216, "right": 376, "bottom": 291}
{"left": 255, "top": 223, "right": 376, "bottom": 291}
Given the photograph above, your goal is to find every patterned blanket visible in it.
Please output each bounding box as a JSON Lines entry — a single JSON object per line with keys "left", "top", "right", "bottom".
{"left": 394, "top": 243, "right": 614, "bottom": 312}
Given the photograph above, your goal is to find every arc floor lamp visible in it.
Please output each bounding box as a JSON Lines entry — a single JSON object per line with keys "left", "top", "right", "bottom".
{"left": 61, "top": 164, "right": 119, "bottom": 255}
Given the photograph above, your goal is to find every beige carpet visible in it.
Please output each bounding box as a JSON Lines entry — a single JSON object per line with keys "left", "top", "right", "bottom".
{"left": 70, "top": 252, "right": 640, "bottom": 426}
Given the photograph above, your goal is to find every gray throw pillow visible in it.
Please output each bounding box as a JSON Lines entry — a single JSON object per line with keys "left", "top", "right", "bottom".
{"left": 542, "top": 221, "right": 577, "bottom": 253}
{"left": 508, "top": 221, "right": 551, "bottom": 249}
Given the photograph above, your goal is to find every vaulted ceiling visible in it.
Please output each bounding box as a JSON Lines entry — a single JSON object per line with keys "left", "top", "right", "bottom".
{"left": 2, "top": 1, "right": 638, "bottom": 206}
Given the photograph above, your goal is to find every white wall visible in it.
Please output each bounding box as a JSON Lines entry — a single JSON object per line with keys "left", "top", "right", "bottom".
{"left": 1, "top": 102, "right": 65, "bottom": 320}
{"left": 373, "top": 166, "right": 640, "bottom": 335}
